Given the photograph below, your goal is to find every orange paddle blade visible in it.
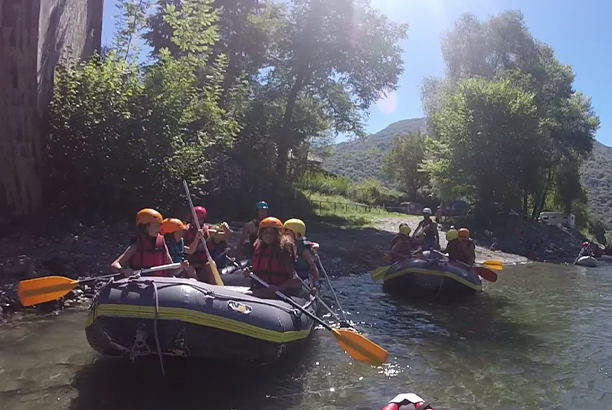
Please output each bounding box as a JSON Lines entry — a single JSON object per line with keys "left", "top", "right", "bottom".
{"left": 18, "top": 276, "right": 79, "bottom": 307}
{"left": 475, "top": 266, "right": 498, "bottom": 282}
{"left": 481, "top": 259, "right": 502, "bottom": 270}
{"left": 331, "top": 328, "right": 388, "bottom": 366}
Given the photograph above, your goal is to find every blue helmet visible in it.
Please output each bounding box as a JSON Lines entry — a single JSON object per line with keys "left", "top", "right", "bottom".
{"left": 255, "top": 201, "right": 269, "bottom": 210}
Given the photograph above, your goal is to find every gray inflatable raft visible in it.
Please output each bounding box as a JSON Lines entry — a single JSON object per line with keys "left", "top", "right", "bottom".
{"left": 85, "top": 276, "right": 317, "bottom": 363}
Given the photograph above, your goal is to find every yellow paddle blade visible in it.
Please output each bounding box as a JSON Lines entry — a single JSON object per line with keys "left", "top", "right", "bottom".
{"left": 18, "top": 276, "right": 79, "bottom": 307}
{"left": 371, "top": 266, "right": 390, "bottom": 281}
{"left": 482, "top": 259, "right": 502, "bottom": 270}
{"left": 207, "top": 260, "right": 224, "bottom": 286}
{"left": 332, "top": 328, "right": 388, "bottom": 366}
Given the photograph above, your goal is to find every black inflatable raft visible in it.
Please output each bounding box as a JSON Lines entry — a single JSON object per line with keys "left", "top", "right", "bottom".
{"left": 381, "top": 251, "right": 482, "bottom": 299}
{"left": 85, "top": 275, "right": 317, "bottom": 363}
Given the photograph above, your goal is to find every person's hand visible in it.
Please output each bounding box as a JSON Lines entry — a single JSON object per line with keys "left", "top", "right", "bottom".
{"left": 310, "top": 284, "right": 319, "bottom": 296}
{"left": 382, "top": 254, "right": 391, "bottom": 262}
{"left": 267, "top": 285, "right": 280, "bottom": 293}
{"left": 195, "top": 229, "right": 205, "bottom": 241}
{"left": 180, "top": 260, "right": 190, "bottom": 269}
{"left": 121, "top": 268, "right": 134, "bottom": 278}
{"left": 242, "top": 267, "right": 251, "bottom": 278}
{"left": 221, "top": 222, "right": 230, "bottom": 232}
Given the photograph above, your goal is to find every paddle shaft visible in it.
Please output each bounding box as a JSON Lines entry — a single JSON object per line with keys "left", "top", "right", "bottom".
{"left": 248, "top": 272, "right": 334, "bottom": 332}
{"left": 85, "top": 263, "right": 183, "bottom": 284}
{"left": 183, "top": 181, "right": 214, "bottom": 262}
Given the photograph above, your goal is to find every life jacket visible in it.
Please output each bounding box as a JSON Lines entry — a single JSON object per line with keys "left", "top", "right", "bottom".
{"left": 185, "top": 225, "right": 212, "bottom": 264}
{"left": 296, "top": 236, "right": 312, "bottom": 278}
{"left": 389, "top": 234, "right": 412, "bottom": 263}
{"left": 423, "top": 220, "right": 437, "bottom": 239}
{"left": 456, "top": 238, "right": 475, "bottom": 265}
{"left": 164, "top": 234, "right": 185, "bottom": 263}
{"left": 252, "top": 241, "right": 290, "bottom": 286}
{"left": 129, "top": 233, "right": 168, "bottom": 276}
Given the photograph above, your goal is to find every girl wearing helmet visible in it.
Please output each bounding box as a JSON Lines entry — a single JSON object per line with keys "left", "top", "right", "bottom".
{"left": 184, "top": 206, "right": 231, "bottom": 283}
{"left": 234, "top": 201, "right": 269, "bottom": 258}
{"left": 283, "top": 218, "right": 320, "bottom": 295}
{"left": 387, "top": 223, "right": 414, "bottom": 263}
{"left": 160, "top": 218, "right": 199, "bottom": 279}
{"left": 456, "top": 228, "right": 476, "bottom": 265}
{"left": 244, "top": 217, "right": 301, "bottom": 299}
{"left": 111, "top": 209, "right": 189, "bottom": 277}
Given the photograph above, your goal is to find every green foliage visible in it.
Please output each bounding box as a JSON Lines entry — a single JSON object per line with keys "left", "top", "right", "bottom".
{"left": 382, "top": 131, "right": 428, "bottom": 199}
{"left": 295, "top": 171, "right": 351, "bottom": 197}
{"left": 46, "top": 0, "right": 238, "bottom": 217}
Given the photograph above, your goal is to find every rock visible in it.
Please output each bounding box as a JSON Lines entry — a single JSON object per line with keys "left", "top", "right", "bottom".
{"left": 0, "top": 255, "right": 34, "bottom": 278}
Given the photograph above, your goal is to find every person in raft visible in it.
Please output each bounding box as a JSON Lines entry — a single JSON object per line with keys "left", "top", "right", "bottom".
{"left": 184, "top": 206, "right": 231, "bottom": 283}
{"left": 443, "top": 228, "right": 475, "bottom": 266}
{"left": 234, "top": 201, "right": 269, "bottom": 258}
{"left": 160, "top": 218, "right": 199, "bottom": 279}
{"left": 111, "top": 208, "right": 189, "bottom": 277}
{"left": 244, "top": 217, "right": 301, "bottom": 299}
{"left": 282, "top": 218, "right": 320, "bottom": 295}
{"left": 385, "top": 223, "right": 413, "bottom": 263}
{"left": 413, "top": 207, "right": 439, "bottom": 250}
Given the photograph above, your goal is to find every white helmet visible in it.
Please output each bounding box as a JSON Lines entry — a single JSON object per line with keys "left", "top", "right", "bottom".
{"left": 423, "top": 207, "right": 432, "bottom": 215}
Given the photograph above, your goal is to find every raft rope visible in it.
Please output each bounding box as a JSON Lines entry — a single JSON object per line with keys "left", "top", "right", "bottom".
{"left": 151, "top": 281, "right": 166, "bottom": 376}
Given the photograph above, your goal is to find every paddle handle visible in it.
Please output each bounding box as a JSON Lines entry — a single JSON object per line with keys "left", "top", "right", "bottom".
{"left": 248, "top": 272, "right": 333, "bottom": 332}
{"left": 183, "top": 180, "right": 213, "bottom": 261}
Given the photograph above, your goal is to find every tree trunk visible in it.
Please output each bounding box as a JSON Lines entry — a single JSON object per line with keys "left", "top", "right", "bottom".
{"left": 532, "top": 169, "right": 554, "bottom": 220}
{"left": 275, "top": 76, "right": 304, "bottom": 178}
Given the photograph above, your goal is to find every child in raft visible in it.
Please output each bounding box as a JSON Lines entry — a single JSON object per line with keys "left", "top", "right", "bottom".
{"left": 243, "top": 217, "right": 301, "bottom": 299}
{"left": 184, "top": 206, "right": 232, "bottom": 283}
{"left": 160, "top": 218, "right": 200, "bottom": 279}
{"left": 282, "top": 218, "right": 320, "bottom": 295}
{"left": 386, "top": 223, "right": 414, "bottom": 263}
{"left": 111, "top": 208, "right": 189, "bottom": 277}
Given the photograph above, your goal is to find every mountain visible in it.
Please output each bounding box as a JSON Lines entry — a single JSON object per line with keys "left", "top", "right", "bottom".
{"left": 323, "top": 118, "right": 612, "bottom": 228}
{"left": 322, "top": 118, "right": 428, "bottom": 182}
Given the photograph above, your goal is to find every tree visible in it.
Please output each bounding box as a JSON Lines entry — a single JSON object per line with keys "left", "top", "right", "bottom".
{"left": 382, "top": 131, "right": 427, "bottom": 200}
{"left": 423, "top": 76, "right": 541, "bottom": 215}
{"left": 268, "top": 0, "right": 407, "bottom": 177}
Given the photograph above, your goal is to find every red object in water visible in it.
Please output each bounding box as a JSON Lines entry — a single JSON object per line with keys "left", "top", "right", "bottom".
{"left": 380, "top": 401, "right": 434, "bottom": 410}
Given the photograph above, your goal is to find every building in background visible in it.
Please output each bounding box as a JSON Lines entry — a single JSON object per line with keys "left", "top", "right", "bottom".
{"left": 0, "top": 0, "right": 103, "bottom": 215}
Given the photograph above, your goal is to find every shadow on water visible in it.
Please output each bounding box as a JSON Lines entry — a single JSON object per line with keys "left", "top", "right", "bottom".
{"left": 69, "top": 343, "right": 319, "bottom": 410}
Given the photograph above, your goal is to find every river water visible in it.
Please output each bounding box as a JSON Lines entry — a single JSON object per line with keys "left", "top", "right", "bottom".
{"left": 2, "top": 263, "right": 612, "bottom": 410}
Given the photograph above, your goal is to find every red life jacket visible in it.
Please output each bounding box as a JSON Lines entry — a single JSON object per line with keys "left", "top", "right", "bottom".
{"left": 389, "top": 234, "right": 412, "bottom": 263}
{"left": 252, "top": 241, "right": 290, "bottom": 286}
{"left": 129, "top": 233, "right": 168, "bottom": 276}
{"left": 185, "top": 225, "right": 212, "bottom": 264}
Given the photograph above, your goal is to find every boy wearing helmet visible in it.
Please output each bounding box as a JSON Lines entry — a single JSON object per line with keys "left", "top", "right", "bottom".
{"left": 456, "top": 228, "right": 476, "bottom": 265}
{"left": 283, "top": 218, "right": 320, "bottom": 295}
{"left": 387, "top": 223, "right": 414, "bottom": 263}
{"left": 160, "top": 218, "right": 199, "bottom": 279}
{"left": 184, "top": 206, "right": 231, "bottom": 283}
{"left": 244, "top": 217, "right": 301, "bottom": 299}
{"left": 111, "top": 209, "right": 189, "bottom": 277}
{"left": 235, "top": 201, "right": 269, "bottom": 258}
{"left": 413, "top": 208, "right": 440, "bottom": 250}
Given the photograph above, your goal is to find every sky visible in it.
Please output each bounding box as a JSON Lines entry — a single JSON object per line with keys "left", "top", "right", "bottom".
{"left": 101, "top": 0, "right": 612, "bottom": 145}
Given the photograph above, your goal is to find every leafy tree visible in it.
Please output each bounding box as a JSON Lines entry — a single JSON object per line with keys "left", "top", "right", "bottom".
{"left": 45, "top": 0, "right": 238, "bottom": 217}
{"left": 382, "top": 131, "right": 427, "bottom": 200}
{"left": 267, "top": 0, "right": 407, "bottom": 177}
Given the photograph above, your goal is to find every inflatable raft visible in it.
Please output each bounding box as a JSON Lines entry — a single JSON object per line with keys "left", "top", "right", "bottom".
{"left": 381, "top": 251, "right": 482, "bottom": 298}
{"left": 575, "top": 255, "right": 598, "bottom": 267}
{"left": 85, "top": 276, "right": 317, "bottom": 363}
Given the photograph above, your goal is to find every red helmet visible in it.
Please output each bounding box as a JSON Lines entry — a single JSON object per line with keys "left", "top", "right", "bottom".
{"left": 583, "top": 241, "right": 590, "bottom": 247}
{"left": 194, "top": 206, "right": 207, "bottom": 220}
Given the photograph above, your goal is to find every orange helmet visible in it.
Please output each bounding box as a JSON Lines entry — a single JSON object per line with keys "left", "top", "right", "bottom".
{"left": 136, "top": 208, "right": 163, "bottom": 226}
{"left": 259, "top": 217, "right": 283, "bottom": 230}
{"left": 458, "top": 228, "right": 470, "bottom": 238}
{"left": 160, "top": 218, "right": 186, "bottom": 235}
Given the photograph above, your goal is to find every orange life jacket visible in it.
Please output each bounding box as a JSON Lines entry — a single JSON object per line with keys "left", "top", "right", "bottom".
{"left": 185, "top": 225, "right": 212, "bottom": 264}
{"left": 252, "top": 241, "right": 290, "bottom": 286}
{"left": 129, "top": 233, "right": 168, "bottom": 276}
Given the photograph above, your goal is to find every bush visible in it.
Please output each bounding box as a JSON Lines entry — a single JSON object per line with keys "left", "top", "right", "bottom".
{"left": 294, "top": 171, "right": 352, "bottom": 197}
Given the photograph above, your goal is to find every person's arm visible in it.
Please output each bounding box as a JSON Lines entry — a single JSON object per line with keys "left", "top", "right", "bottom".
{"left": 302, "top": 249, "right": 320, "bottom": 286}
{"left": 210, "top": 222, "right": 231, "bottom": 242}
{"left": 111, "top": 245, "right": 137, "bottom": 276}
{"left": 277, "top": 259, "right": 301, "bottom": 292}
{"left": 184, "top": 229, "right": 204, "bottom": 254}
{"left": 234, "top": 222, "right": 253, "bottom": 256}
{"left": 389, "top": 242, "right": 409, "bottom": 260}
{"left": 163, "top": 242, "right": 188, "bottom": 275}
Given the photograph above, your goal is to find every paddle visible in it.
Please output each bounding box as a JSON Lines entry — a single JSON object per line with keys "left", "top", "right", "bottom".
{"left": 309, "top": 241, "right": 350, "bottom": 326}
{"left": 183, "top": 180, "right": 224, "bottom": 286}
{"left": 18, "top": 263, "right": 182, "bottom": 307}
{"left": 248, "top": 271, "right": 388, "bottom": 366}
{"left": 431, "top": 250, "right": 498, "bottom": 282}
{"left": 371, "top": 264, "right": 392, "bottom": 281}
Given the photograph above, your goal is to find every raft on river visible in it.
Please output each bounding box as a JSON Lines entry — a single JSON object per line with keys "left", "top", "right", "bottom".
{"left": 381, "top": 251, "right": 482, "bottom": 298}
{"left": 85, "top": 273, "right": 317, "bottom": 363}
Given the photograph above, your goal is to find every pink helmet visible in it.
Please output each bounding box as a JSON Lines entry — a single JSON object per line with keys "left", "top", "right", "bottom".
{"left": 194, "top": 206, "right": 207, "bottom": 220}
